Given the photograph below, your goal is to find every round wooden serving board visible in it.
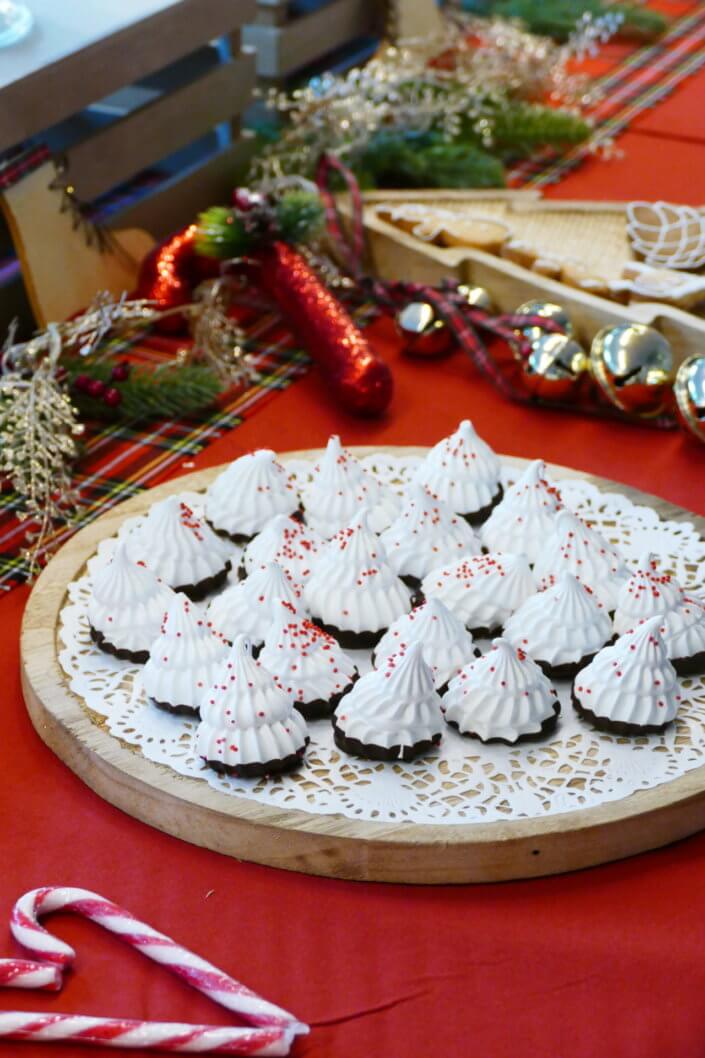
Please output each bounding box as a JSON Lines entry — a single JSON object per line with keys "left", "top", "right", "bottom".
{"left": 20, "top": 447, "right": 705, "bottom": 885}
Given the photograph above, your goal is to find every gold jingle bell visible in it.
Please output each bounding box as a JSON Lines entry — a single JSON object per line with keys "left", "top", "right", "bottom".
{"left": 674, "top": 354, "right": 705, "bottom": 443}
{"left": 396, "top": 301, "right": 454, "bottom": 358}
{"left": 523, "top": 332, "right": 589, "bottom": 401}
{"left": 457, "top": 284, "right": 494, "bottom": 312}
{"left": 515, "top": 300, "right": 573, "bottom": 346}
{"left": 590, "top": 323, "right": 673, "bottom": 416}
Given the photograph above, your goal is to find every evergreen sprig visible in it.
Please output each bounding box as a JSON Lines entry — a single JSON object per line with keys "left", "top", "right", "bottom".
{"left": 67, "top": 361, "right": 223, "bottom": 421}
{"left": 195, "top": 191, "right": 324, "bottom": 260}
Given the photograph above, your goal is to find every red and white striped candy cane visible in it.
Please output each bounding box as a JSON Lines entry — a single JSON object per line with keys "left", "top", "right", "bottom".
{"left": 0, "top": 1014, "right": 295, "bottom": 1054}
{"left": 0, "top": 959, "right": 61, "bottom": 991}
{"left": 0, "top": 887, "right": 308, "bottom": 1055}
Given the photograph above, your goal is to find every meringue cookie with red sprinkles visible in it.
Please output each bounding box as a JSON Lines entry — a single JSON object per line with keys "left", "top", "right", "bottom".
{"left": 572, "top": 616, "right": 680, "bottom": 735}
{"left": 126, "top": 495, "right": 232, "bottom": 600}
{"left": 421, "top": 552, "right": 535, "bottom": 636}
{"left": 533, "top": 509, "right": 629, "bottom": 610}
{"left": 197, "top": 635, "right": 309, "bottom": 778}
{"left": 373, "top": 598, "right": 479, "bottom": 692}
{"left": 88, "top": 540, "right": 177, "bottom": 664}
{"left": 480, "top": 458, "right": 562, "bottom": 564}
{"left": 207, "top": 561, "right": 301, "bottom": 650}
{"left": 379, "top": 483, "right": 481, "bottom": 589}
{"left": 259, "top": 599, "right": 358, "bottom": 719}
{"left": 241, "top": 514, "right": 322, "bottom": 587}
{"left": 142, "top": 594, "right": 228, "bottom": 718}
{"left": 333, "top": 642, "right": 443, "bottom": 762}
{"left": 504, "top": 571, "right": 612, "bottom": 679}
{"left": 205, "top": 449, "right": 300, "bottom": 543}
{"left": 303, "top": 509, "right": 412, "bottom": 649}
{"left": 301, "top": 434, "right": 400, "bottom": 538}
{"left": 412, "top": 419, "right": 503, "bottom": 525}
{"left": 613, "top": 553, "right": 705, "bottom": 675}
{"left": 443, "top": 638, "right": 561, "bottom": 745}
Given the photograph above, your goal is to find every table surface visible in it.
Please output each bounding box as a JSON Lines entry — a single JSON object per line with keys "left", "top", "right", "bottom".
{"left": 0, "top": 1, "right": 178, "bottom": 92}
{"left": 4, "top": 33, "right": 705, "bottom": 1058}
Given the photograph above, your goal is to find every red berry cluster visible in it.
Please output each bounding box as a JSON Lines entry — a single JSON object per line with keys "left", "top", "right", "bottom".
{"left": 73, "top": 362, "right": 130, "bottom": 408}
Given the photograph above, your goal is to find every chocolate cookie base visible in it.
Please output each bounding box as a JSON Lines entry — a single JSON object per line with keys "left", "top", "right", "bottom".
{"left": 89, "top": 624, "right": 149, "bottom": 665}
{"left": 401, "top": 573, "right": 421, "bottom": 592}
{"left": 571, "top": 690, "right": 672, "bottom": 735}
{"left": 308, "top": 617, "right": 387, "bottom": 650}
{"left": 295, "top": 672, "right": 359, "bottom": 720}
{"left": 206, "top": 506, "right": 304, "bottom": 546}
{"left": 673, "top": 649, "right": 705, "bottom": 677}
{"left": 174, "top": 560, "right": 231, "bottom": 602}
{"left": 206, "top": 738, "right": 309, "bottom": 778}
{"left": 150, "top": 697, "right": 200, "bottom": 719}
{"left": 333, "top": 723, "right": 441, "bottom": 762}
{"left": 467, "top": 622, "right": 502, "bottom": 639}
{"left": 461, "top": 484, "right": 505, "bottom": 528}
{"left": 446, "top": 699, "right": 560, "bottom": 746}
{"left": 534, "top": 638, "right": 616, "bottom": 682}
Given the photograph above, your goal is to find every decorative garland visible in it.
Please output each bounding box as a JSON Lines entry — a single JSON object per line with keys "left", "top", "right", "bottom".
{"left": 461, "top": 0, "right": 668, "bottom": 42}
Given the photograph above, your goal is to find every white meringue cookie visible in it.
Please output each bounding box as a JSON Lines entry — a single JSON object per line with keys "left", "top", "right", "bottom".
{"left": 443, "top": 638, "right": 560, "bottom": 744}
{"left": 205, "top": 449, "right": 299, "bottom": 539}
{"left": 88, "top": 540, "right": 176, "bottom": 659}
{"left": 480, "top": 458, "right": 562, "bottom": 563}
{"left": 197, "top": 635, "right": 309, "bottom": 774}
{"left": 334, "top": 642, "right": 443, "bottom": 758}
{"left": 421, "top": 552, "right": 535, "bottom": 632}
{"left": 413, "top": 419, "right": 502, "bottom": 520}
{"left": 374, "top": 598, "right": 478, "bottom": 690}
{"left": 207, "top": 561, "right": 301, "bottom": 646}
{"left": 301, "top": 435, "right": 400, "bottom": 537}
{"left": 572, "top": 616, "right": 681, "bottom": 732}
{"left": 242, "top": 514, "right": 322, "bottom": 586}
{"left": 533, "top": 509, "right": 629, "bottom": 610}
{"left": 379, "top": 483, "right": 480, "bottom": 583}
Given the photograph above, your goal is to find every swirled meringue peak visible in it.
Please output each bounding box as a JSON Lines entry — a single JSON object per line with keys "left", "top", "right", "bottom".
{"left": 533, "top": 509, "right": 630, "bottom": 610}
{"left": 334, "top": 642, "right": 443, "bottom": 759}
{"left": 421, "top": 552, "right": 535, "bottom": 634}
{"left": 443, "top": 638, "right": 561, "bottom": 744}
{"left": 88, "top": 540, "right": 177, "bottom": 659}
{"left": 142, "top": 594, "right": 228, "bottom": 716}
{"left": 613, "top": 553, "right": 705, "bottom": 670}
{"left": 480, "top": 459, "right": 563, "bottom": 563}
{"left": 204, "top": 449, "right": 299, "bottom": 539}
{"left": 504, "top": 571, "right": 612, "bottom": 671}
{"left": 374, "top": 598, "right": 478, "bottom": 690}
{"left": 572, "top": 616, "right": 681, "bottom": 733}
{"left": 259, "top": 598, "right": 358, "bottom": 715}
{"left": 412, "top": 419, "right": 502, "bottom": 520}
{"left": 301, "top": 435, "right": 401, "bottom": 538}
{"left": 379, "top": 483, "right": 481, "bottom": 583}
{"left": 303, "top": 510, "right": 411, "bottom": 639}
{"left": 242, "top": 514, "right": 322, "bottom": 586}
{"left": 126, "top": 495, "right": 232, "bottom": 592}
{"left": 207, "top": 561, "right": 301, "bottom": 646}
{"left": 196, "top": 635, "right": 309, "bottom": 776}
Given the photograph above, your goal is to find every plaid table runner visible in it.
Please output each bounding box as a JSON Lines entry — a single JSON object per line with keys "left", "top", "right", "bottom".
{"left": 508, "top": 1, "right": 705, "bottom": 188}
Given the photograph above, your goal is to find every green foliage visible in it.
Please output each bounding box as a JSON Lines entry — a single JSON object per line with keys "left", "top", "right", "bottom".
{"left": 196, "top": 191, "right": 323, "bottom": 260}
{"left": 463, "top": 0, "right": 667, "bottom": 42}
{"left": 471, "top": 100, "right": 592, "bottom": 159}
{"left": 356, "top": 132, "right": 505, "bottom": 189}
{"left": 67, "top": 361, "right": 223, "bottom": 422}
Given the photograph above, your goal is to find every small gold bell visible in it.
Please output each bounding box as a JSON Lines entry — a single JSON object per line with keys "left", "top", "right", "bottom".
{"left": 523, "top": 333, "right": 589, "bottom": 401}
{"left": 590, "top": 323, "right": 673, "bottom": 416}
{"left": 674, "top": 354, "right": 705, "bottom": 443}
{"left": 396, "top": 301, "right": 454, "bottom": 358}
{"left": 515, "top": 300, "right": 573, "bottom": 345}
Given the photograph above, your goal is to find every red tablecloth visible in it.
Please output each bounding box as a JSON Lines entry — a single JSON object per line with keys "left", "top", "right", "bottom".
{"left": 4, "top": 51, "right": 705, "bottom": 1058}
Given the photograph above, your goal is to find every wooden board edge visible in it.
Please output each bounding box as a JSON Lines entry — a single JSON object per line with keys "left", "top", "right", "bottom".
{"left": 18, "top": 449, "right": 705, "bottom": 884}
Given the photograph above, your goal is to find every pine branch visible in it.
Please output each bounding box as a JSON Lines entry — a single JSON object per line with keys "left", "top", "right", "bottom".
{"left": 465, "top": 0, "right": 667, "bottom": 42}
{"left": 68, "top": 361, "right": 223, "bottom": 421}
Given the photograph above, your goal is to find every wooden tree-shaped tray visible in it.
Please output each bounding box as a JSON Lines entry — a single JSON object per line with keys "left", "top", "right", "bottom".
{"left": 19, "top": 448, "right": 705, "bottom": 885}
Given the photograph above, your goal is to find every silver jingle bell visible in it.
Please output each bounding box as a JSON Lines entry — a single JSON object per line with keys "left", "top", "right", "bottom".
{"left": 396, "top": 301, "right": 454, "bottom": 358}
{"left": 674, "top": 354, "right": 705, "bottom": 443}
{"left": 515, "top": 300, "right": 574, "bottom": 346}
{"left": 590, "top": 323, "right": 673, "bottom": 416}
{"left": 523, "top": 332, "right": 589, "bottom": 401}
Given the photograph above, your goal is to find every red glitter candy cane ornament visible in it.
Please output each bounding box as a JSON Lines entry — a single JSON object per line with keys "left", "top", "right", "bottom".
{"left": 0, "top": 886, "right": 307, "bottom": 1055}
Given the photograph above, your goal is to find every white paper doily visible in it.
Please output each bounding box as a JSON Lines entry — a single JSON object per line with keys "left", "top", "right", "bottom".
{"left": 57, "top": 455, "right": 705, "bottom": 826}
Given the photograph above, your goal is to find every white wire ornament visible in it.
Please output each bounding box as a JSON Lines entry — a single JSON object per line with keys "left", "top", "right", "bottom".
{"left": 627, "top": 201, "right": 705, "bottom": 271}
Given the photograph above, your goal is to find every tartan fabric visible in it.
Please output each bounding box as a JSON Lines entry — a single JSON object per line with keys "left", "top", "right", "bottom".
{"left": 0, "top": 311, "right": 312, "bottom": 590}
{"left": 508, "top": 1, "right": 705, "bottom": 188}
